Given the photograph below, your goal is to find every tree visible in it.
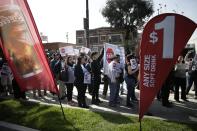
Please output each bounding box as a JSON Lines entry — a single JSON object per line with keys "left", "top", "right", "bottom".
{"left": 102, "top": 0, "right": 154, "bottom": 54}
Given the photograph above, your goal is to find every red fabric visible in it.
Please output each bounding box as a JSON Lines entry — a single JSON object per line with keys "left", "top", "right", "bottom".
{"left": 0, "top": 0, "right": 58, "bottom": 94}
{"left": 139, "top": 13, "right": 196, "bottom": 121}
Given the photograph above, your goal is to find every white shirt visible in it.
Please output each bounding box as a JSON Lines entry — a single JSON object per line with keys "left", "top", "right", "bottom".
{"left": 175, "top": 63, "right": 187, "bottom": 78}
{"left": 107, "top": 61, "right": 122, "bottom": 83}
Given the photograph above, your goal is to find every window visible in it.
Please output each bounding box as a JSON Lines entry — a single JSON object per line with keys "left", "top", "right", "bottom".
{"left": 110, "top": 34, "right": 122, "bottom": 43}
{"left": 90, "top": 36, "right": 99, "bottom": 44}
{"left": 100, "top": 35, "right": 107, "bottom": 41}
{"left": 77, "top": 37, "right": 83, "bottom": 44}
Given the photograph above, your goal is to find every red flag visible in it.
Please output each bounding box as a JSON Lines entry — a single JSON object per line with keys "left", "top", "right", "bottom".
{"left": 139, "top": 14, "right": 197, "bottom": 121}
{"left": 0, "top": 0, "right": 58, "bottom": 93}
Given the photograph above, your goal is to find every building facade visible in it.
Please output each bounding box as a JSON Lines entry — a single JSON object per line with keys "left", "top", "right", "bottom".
{"left": 76, "top": 27, "right": 126, "bottom": 52}
{"left": 43, "top": 42, "right": 76, "bottom": 51}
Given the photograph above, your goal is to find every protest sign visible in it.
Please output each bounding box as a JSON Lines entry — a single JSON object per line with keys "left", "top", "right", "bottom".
{"left": 59, "top": 46, "right": 74, "bottom": 56}
{"left": 80, "top": 47, "right": 91, "bottom": 54}
{"left": 103, "top": 43, "right": 125, "bottom": 74}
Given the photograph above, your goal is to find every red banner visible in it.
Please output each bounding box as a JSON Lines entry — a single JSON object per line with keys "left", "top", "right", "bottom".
{"left": 0, "top": 0, "right": 58, "bottom": 93}
{"left": 139, "top": 14, "right": 197, "bottom": 120}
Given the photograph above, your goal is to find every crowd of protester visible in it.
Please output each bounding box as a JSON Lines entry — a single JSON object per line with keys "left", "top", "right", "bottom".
{"left": 157, "top": 50, "right": 197, "bottom": 107}
{"left": 0, "top": 48, "right": 197, "bottom": 109}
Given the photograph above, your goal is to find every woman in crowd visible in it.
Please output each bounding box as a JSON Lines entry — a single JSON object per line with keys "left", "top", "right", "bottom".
{"left": 74, "top": 55, "right": 89, "bottom": 108}
{"left": 185, "top": 51, "right": 197, "bottom": 99}
{"left": 84, "top": 56, "right": 92, "bottom": 95}
{"left": 124, "top": 54, "right": 139, "bottom": 107}
{"left": 174, "top": 56, "right": 188, "bottom": 102}
{"left": 65, "top": 56, "right": 75, "bottom": 105}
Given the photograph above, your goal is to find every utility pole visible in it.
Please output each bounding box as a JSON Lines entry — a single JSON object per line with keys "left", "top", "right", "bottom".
{"left": 66, "top": 32, "right": 68, "bottom": 43}
{"left": 86, "top": 0, "right": 89, "bottom": 48}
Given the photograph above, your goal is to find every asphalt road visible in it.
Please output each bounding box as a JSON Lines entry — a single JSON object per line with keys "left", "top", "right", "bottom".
{"left": 0, "top": 121, "right": 39, "bottom": 131}
{"left": 0, "top": 126, "right": 18, "bottom": 131}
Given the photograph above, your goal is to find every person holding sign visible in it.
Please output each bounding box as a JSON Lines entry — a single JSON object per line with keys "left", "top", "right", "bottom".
{"left": 107, "top": 55, "right": 122, "bottom": 107}
{"left": 125, "top": 54, "right": 139, "bottom": 107}
{"left": 91, "top": 49, "right": 104, "bottom": 105}
{"left": 84, "top": 56, "right": 92, "bottom": 94}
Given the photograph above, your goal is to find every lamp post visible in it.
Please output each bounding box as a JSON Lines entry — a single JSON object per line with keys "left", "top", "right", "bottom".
{"left": 66, "top": 32, "right": 68, "bottom": 43}
{"left": 86, "top": 0, "right": 89, "bottom": 48}
{"left": 157, "top": 9, "right": 160, "bottom": 15}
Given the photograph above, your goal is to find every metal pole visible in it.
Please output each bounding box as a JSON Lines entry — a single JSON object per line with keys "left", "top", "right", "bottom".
{"left": 86, "top": 0, "right": 89, "bottom": 48}
{"left": 58, "top": 94, "right": 66, "bottom": 121}
{"left": 66, "top": 32, "right": 68, "bottom": 43}
{"left": 139, "top": 120, "right": 142, "bottom": 131}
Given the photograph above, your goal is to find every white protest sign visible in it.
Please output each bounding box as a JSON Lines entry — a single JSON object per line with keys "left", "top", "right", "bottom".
{"left": 103, "top": 43, "right": 125, "bottom": 74}
{"left": 74, "top": 49, "right": 80, "bottom": 56}
{"left": 130, "top": 59, "right": 138, "bottom": 70}
{"left": 118, "top": 47, "right": 125, "bottom": 69}
{"left": 84, "top": 72, "right": 91, "bottom": 84}
{"left": 59, "top": 46, "right": 74, "bottom": 56}
{"left": 80, "top": 47, "right": 91, "bottom": 54}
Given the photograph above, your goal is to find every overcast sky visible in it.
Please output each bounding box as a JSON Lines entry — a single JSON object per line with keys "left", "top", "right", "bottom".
{"left": 27, "top": 0, "right": 197, "bottom": 44}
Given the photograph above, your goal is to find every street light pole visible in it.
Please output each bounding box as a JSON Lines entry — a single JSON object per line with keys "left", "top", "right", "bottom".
{"left": 86, "top": 0, "right": 90, "bottom": 48}
{"left": 66, "top": 32, "right": 68, "bottom": 43}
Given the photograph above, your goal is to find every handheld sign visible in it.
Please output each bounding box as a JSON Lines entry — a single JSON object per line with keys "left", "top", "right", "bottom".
{"left": 74, "top": 49, "right": 80, "bottom": 56}
{"left": 80, "top": 47, "right": 91, "bottom": 54}
{"left": 139, "top": 13, "right": 197, "bottom": 121}
{"left": 103, "top": 43, "right": 125, "bottom": 74}
{"left": 59, "top": 46, "right": 74, "bottom": 56}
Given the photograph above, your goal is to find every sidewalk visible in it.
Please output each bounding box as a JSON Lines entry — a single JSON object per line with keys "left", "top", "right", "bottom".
{"left": 26, "top": 84, "right": 197, "bottom": 124}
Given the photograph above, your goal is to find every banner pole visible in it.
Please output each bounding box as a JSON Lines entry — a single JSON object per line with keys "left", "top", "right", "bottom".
{"left": 139, "top": 120, "right": 142, "bottom": 131}
{"left": 57, "top": 94, "right": 66, "bottom": 121}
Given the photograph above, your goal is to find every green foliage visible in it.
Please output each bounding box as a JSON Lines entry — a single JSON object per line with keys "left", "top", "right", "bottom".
{"left": 102, "top": 0, "right": 153, "bottom": 32}
{"left": 102, "top": 0, "right": 154, "bottom": 53}
{"left": 0, "top": 99, "right": 196, "bottom": 131}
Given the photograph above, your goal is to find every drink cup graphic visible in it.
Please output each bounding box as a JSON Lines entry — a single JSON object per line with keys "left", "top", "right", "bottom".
{"left": 0, "top": 5, "right": 43, "bottom": 78}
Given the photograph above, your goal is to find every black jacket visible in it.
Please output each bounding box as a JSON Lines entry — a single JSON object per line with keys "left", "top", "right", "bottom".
{"left": 91, "top": 49, "right": 104, "bottom": 84}
{"left": 74, "top": 64, "right": 84, "bottom": 86}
